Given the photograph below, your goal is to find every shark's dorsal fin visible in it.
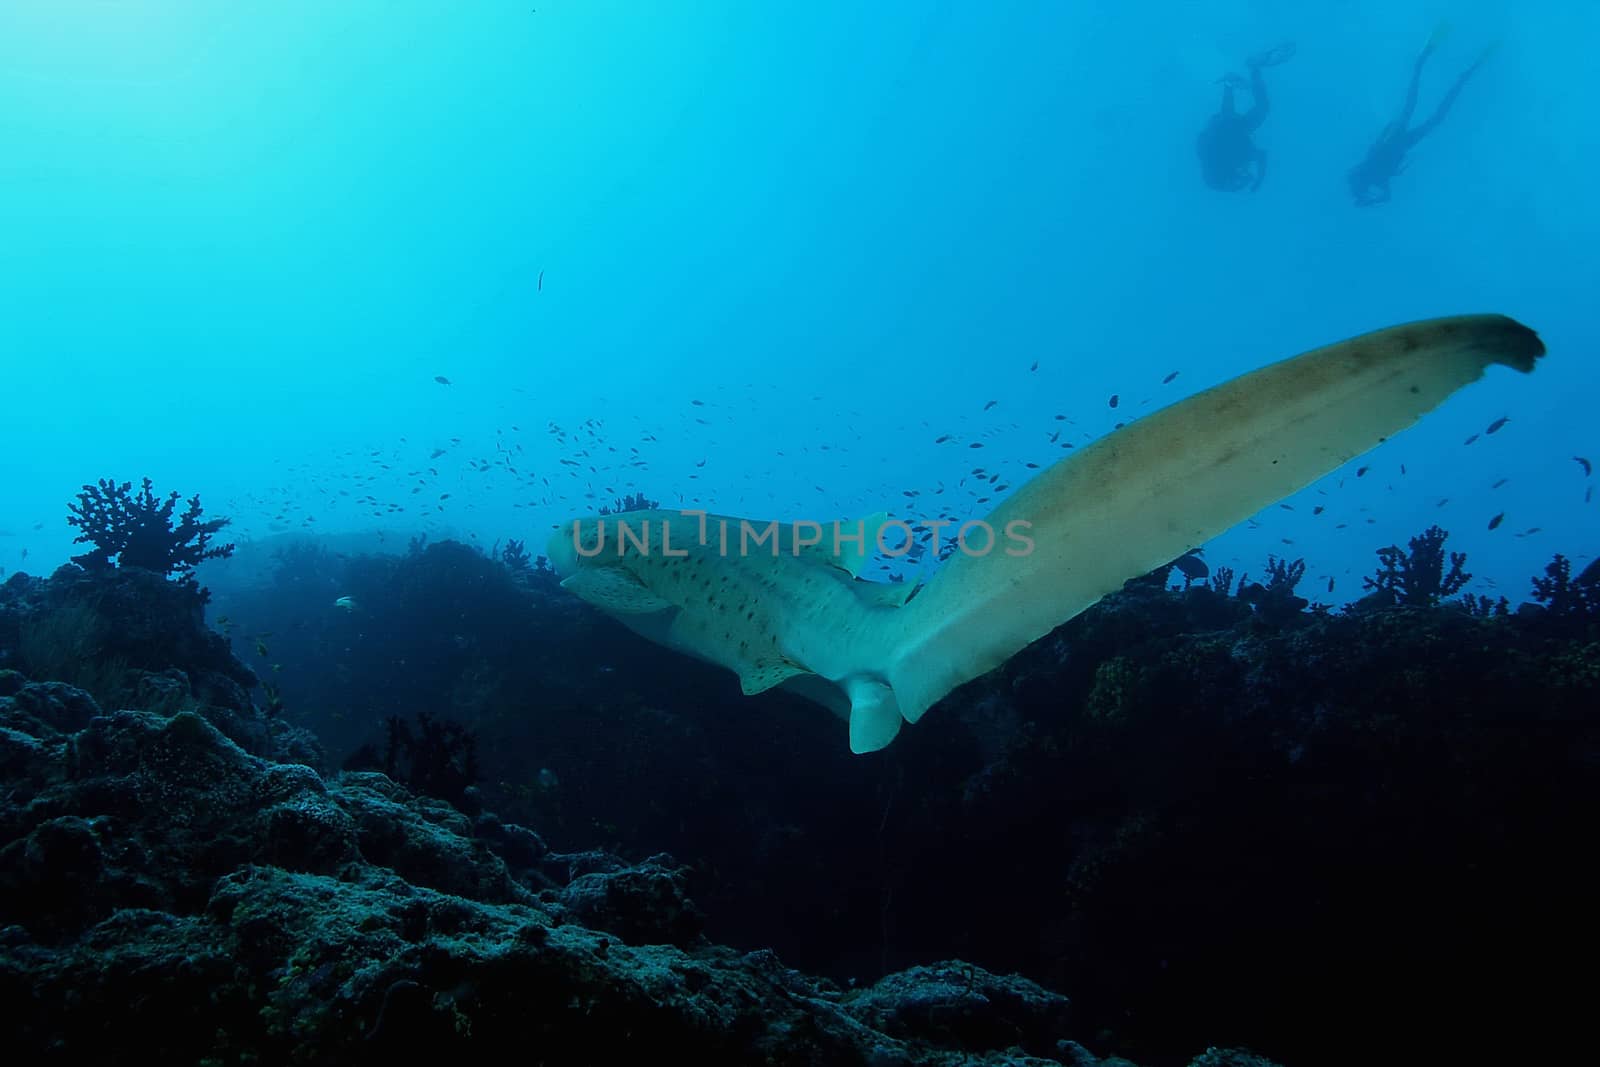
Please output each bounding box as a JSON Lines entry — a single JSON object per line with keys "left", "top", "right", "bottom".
{"left": 560, "top": 570, "right": 674, "bottom": 614}
{"left": 849, "top": 577, "right": 920, "bottom": 609}
{"left": 792, "top": 510, "right": 894, "bottom": 579}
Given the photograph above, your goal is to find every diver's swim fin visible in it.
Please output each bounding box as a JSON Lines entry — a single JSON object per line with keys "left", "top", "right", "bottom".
{"left": 1469, "top": 40, "right": 1502, "bottom": 73}
{"left": 1249, "top": 41, "right": 1296, "bottom": 68}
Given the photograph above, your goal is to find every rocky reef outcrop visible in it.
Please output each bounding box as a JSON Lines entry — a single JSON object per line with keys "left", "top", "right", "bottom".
{"left": 0, "top": 564, "right": 1265, "bottom": 1066}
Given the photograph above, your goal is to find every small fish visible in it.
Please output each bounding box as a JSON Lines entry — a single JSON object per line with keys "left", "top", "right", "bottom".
{"left": 1485, "top": 416, "right": 1509, "bottom": 434}
{"left": 935, "top": 434, "right": 952, "bottom": 444}
{"left": 537, "top": 269, "right": 544, "bottom": 291}
{"left": 1487, "top": 512, "right": 1504, "bottom": 530}
{"left": 1029, "top": 360, "right": 1038, "bottom": 372}
{"left": 1108, "top": 394, "right": 1119, "bottom": 409}
{"left": 1491, "top": 478, "right": 1508, "bottom": 489}
{"left": 1312, "top": 506, "right": 1325, "bottom": 515}
{"left": 1162, "top": 371, "right": 1179, "bottom": 385}
{"left": 1327, "top": 577, "right": 1335, "bottom": 593}
{"left": 1576, "top": 456, "right": 1593, "bottom": 476}
{"left": 1356, "top": 466, "right": 1369, "bottom": 477}
{"left": 1463, "top": 433, "right": 1479, "bottom": 446}
{"left": 334, "top": 596, "right": 358, "bottom": 611}
{"left": 969, "top": 442, "right": 984, "bottom": 449}
{"left": 691, "top": 399, "right": 704, "bottom": 406}
{"left": 983, "top": 400, "right": 997, "bottom": 411}
{"left": 434, "top": 375, "right": 451, "bottom": 385}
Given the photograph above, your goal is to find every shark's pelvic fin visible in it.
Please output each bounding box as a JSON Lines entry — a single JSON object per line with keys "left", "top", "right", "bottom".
{"left": 884, "top": 313, "right": 1545, "bottom": 725}
{"left": 845, "top": 677, "right": 903, "bottom": 753}
{"left": 735, "top": 656, "right": 811, "bottom": 696}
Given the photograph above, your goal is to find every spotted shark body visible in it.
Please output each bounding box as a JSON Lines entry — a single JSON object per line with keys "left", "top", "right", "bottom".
{"left": 547, "top": 314, "right": 1545, "bottom": 753}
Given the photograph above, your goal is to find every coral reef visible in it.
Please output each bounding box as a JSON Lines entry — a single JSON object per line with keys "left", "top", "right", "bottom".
{"left": 1, "top": 566, "right": 259, "bottom": 718}
{"left": 343, "top": 710, "right": 481, "bottom": 807}
{"left": 0, "top": 686, "right": 1159, "bottom": 1065}
{"left": 8, "top": 528, "right": 1597, "bottom": 1066}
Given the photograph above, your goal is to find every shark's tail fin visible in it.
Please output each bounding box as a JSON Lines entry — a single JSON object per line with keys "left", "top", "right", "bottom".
{"left": 881, "top": 314, "right": 1544, "bottom": 727}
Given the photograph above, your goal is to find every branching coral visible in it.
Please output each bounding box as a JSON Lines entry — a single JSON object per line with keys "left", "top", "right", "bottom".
{"left": 1238, "top": 555, "right": 1308, "bottom": 622}
{"left": 500, "top": 538, "right": 532, "bottom": 572}
{"left": 599, "top": 491, "right": 660, "bottom": 515}
{"left": 1209, "top": 566, "right": 1235, "bottom": 597}
{"left": 67, "top": 477, "right": 235, "bottom": 582}
{"left": 1530, "top": 554, "right": 1600, "bottom": 617}
{"left": 1363, "top": 525, "right": 1470, "bottom": 607}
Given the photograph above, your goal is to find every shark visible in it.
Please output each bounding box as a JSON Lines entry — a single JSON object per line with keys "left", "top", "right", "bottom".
{"left": 547, "top": 314, "right": 1545, "bottom": 753}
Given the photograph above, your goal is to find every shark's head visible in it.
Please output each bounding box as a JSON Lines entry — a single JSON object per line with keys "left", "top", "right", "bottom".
{"left": 546, "top": 511, "right": 672, "bottom": 578}
{"left": 545, "top": 516, "right": 601, "bottom": 578}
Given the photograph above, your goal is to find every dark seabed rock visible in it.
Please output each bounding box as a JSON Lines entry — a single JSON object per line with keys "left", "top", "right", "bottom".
{"left": 0, "top": 684, "right": 1221, "bottom": 1065}
{"left": 11, "top": 541, "right": 1597, "bottom": 1065}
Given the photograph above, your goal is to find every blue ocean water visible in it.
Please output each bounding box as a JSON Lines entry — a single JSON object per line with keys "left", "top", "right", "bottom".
{"left": 3, "top": 6, "right": 1598, "bottom": 1065}
{"left": 2, "top": 0, "right": 1593, "bottom": 597}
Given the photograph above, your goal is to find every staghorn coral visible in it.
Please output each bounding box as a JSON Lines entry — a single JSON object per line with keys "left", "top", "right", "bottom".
{"left": 66, "top": 477, "right": 234, "bottom": 584}
{"left": 499, "top": 538, "right": 532, "bottom": 572}
{"left": 1529, "top": 553, "right": 1600, "bottom": 617}
{"left": 1237, "top": 555, "right": 1308, "bottom": 623}
{"left": 1363, "top": 525, "right": 1470, "bottom": 607}
{"left": 598, "top": 491, "right": 660, "bottom": 515}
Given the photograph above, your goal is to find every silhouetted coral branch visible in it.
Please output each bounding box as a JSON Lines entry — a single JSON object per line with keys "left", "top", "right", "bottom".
{"left": 1238, "top": 555, "right": 1308, "bottom": 623}
{"left": 1530, "top": 553, "right": 1600, "bottom": 617}
{"left": 599, "top": 491, "right": 660, "bottom": 515}
{"left": 1363, "top": 525, "right": 1469, "bottom": 607}
{"left": 66, "top": 478, "right": 235, "bottom": 584}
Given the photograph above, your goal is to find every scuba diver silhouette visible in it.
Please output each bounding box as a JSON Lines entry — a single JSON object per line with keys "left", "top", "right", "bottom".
{"left": 1197, "top": 41, "right": 1296, "bottom": 193}
{"left": 1349, "top": 27, "right": 1496, "bottom": 206}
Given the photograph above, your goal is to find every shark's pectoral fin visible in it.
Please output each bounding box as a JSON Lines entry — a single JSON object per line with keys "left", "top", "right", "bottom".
{"left": 560, "top": 569, "right": 674, "bottom": 614}
{"left": 845, "top": 677, "right": 902, "bottom": 754}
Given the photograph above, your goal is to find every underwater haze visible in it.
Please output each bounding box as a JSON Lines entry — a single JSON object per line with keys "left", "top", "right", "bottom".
{"left": 2, "top": 0, "right": 1594, "bottom": 593}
